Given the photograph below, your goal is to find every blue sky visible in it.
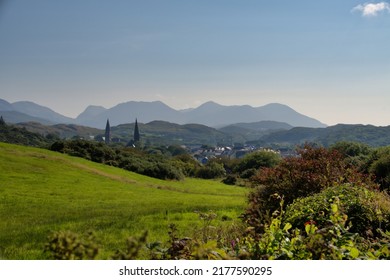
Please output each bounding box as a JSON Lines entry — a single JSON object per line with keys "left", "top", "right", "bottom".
{"left": 0, "top": 0, "right": 389, "bottom": 126}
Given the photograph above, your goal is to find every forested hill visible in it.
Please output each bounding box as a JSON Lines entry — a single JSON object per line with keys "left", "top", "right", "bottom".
{"left": 257, "top": 124, "right": 390, "bottom": 147}
{"left": 0, "top": 119, "right": 52, "bottom": 147}
{"left": 3, "top": 116, "right": 390, "bottom": 148}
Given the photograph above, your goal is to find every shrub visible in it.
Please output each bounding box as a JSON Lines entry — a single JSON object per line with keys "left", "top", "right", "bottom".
{"left": 222, "top": 175, "right": 237, "bottom": 185}
{"left": 44, "top": 231, "right": 99, "bottom": 260}
{"left": 235, "top": 150, "right": 281, "bottom": 176}
{"left": 50, "top": 139, "right": 185, "bottom": 180}
{"left": 196, "top": 161, "right": 226, "bottom": 179}
{"left": 330, "top": 141, "right": 372, "bottom": 172}
{"left": 368, "top": 147, "right": 390, "bottom": 191}
{"left": 171, "top": 154, "right": 201, "bottom": 177}
{"left": 330, "top": 141, "right": 371, "bottom": 158}
{"left": 112, "top": 231, "right": 148, "bottom": 260}
{"left": 240, "top": 197, "right": 390, "bottom": 260}
{"left": 244, "top": 145, "right": 375, "bottom": 232}
{"left": 284, "top": 184, "right": 390, "bottom": 238}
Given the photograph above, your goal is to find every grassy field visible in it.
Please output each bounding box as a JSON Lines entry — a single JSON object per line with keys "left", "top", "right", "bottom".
{"left": 0, "top": 142, "right": 247, "bottom": 259}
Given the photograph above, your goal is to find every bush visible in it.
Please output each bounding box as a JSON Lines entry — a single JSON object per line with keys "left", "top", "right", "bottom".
{"left": 330, "top": 141, "right": 371, "bottom": 158}
{"left": 196, "top": 161, "right": 226, "bottom": 179}
{"left": 222, "top": 175, "right": 237, "bottom": 185}
{"left": 235, "top": 150, "right": 281, "bottom": 176}
{"left": 50, "top": 140, "right": 185, "bottom": 180}
{"left": 330, "top": 141, "right": 372, "bottom": 172}
{"left": 244, "top": 145, "right": 375, "bottom": 232}
{"left": 44, "top": 231, "right": 99, "bottom": 260}
{"left": 171, "top": 154, "right": 201, "bottom": 177}
{"left": 50, "top": 139, "right": 115, "bottom": 163}
{"left": 284, "top": 184, "right": 390, "bottom": 238}
{"left": 368, "top": 147, "right": 390, "bottom": 191}
{"left": 239, "top": 196, "right": 390, "bottom": 260}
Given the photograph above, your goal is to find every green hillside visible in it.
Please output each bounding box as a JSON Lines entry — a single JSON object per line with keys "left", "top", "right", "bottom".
{"left": 0, "top": 142, "right": 246, "bottom": 259}
{"left": 258, "top": 124, "right": 390, "bottom": 147}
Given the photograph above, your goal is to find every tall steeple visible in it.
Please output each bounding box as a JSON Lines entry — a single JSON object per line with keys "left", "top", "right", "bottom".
{"left": 0, "top": 115, "right": 5, "bottom": 126}
{"left": 134, "top": 118, "right": 140, "bottom": 143}
{"left": 105, "top": 119, "right": 110, "bottom": 144}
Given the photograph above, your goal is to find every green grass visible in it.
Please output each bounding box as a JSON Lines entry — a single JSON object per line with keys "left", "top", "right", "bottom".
{"left": 0, "top": 142, "right": 247, "bottom": 259}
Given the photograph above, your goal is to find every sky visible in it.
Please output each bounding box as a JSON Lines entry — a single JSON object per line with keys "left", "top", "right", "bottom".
{"left": 0, "top": 0, "right": 389, "bottom": 126}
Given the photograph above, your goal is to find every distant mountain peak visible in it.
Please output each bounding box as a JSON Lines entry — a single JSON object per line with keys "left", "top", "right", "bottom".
{"left": 11, "top": 101, "right": 74, "bottom": 124}
{"left": 77, "top": 105, "right": 107, "bottom": 117}
{"left": 0, "top": 99, "right": 13, "bottom": 111}
{"left": 0, "top": 98, "right": 326, "bottom": 129}
{"left": 197, "top": 101, "right": 225, "bottom": 109}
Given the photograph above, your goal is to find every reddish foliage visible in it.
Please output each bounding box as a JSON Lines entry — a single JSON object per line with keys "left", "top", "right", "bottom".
{"left": 244, "top": 144, "right": 376, "bottom": 233}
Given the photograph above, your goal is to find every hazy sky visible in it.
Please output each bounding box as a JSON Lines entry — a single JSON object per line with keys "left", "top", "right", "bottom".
{"left": 1, "top": 0, "right": 389, "bottom": 126}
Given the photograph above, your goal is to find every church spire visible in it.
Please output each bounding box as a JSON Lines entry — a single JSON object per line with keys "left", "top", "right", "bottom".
{"left": 134, "top": 118, "right": 140, "bottom": 143}
{"left": 105, "top": 119, "right": 110, "bottom": 144}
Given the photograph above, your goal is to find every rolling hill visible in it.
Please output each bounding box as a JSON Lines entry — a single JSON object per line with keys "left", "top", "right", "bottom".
{"left": 218, "top": 121, "right": 293, "bottom": 142}
{"left": 6, "top": 118, "right": 390, "bottom": 149}
{"left": 14, "top": 122, "right": 102, "bottom": 140}
{"left": 0, "top": 142, "right": 246, "bottom": 259}
{"left": 257, "top": 124, "right": 390, "bottom": 147}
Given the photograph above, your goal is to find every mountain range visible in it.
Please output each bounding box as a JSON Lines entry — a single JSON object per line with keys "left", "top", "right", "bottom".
{"left": 3, "top": 98, "right": 390, "bottom": 147}
{"left": 0, "top": 98, "right": 326, "bottom": 129}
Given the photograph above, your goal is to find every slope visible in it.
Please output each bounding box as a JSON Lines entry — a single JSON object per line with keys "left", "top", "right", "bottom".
{"left": 258, "top": 124, "right": 390, "bottom": 147}
{"left": 12, "top": 101, "right": 74, "bottom": 124}
{"left": 0, "top": 143, "right": 246, "bottom": 259}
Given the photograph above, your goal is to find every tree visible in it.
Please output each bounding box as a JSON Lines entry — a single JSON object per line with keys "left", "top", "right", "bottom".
{"left": 368, "top": 147, "right": 390, "bottom": 191}
{"left": 235, "top": 149, "right": 281, "bottom": 178}
{"left": 196, "top": 161, "right": 226, "bottom": 179}
{"left": 330, "top": 141, "right": 370, "bottom": 158}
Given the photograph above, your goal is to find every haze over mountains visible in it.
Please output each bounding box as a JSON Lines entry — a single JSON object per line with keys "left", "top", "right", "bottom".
{"left": 0, "top": 98, "right": 326, "bottom": 129}
{"left": 4, "top": 98, "right": 390, "bottom": 148}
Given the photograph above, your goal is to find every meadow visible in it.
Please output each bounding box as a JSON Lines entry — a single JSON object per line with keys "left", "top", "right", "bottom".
{"left": 0, "top": 142, "right": 247, "bottom": 259}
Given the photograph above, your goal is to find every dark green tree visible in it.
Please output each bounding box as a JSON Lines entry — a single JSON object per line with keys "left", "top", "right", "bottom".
{"left": 368, "top": 146, "right": 390, "bottom": 191}
{"left": 235, "top": 149, "right": 281, "bottom": 178}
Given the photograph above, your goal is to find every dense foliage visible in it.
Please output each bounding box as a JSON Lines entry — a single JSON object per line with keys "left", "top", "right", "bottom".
{"left": 41, "top": 144, "right": 390, "bottom": 260}
{"left": 0, "top": 120, "right": 56, "bottom": 147}
{"left": 234, "top": 150, "right": 281, "bottom": 178}
{"left": 258, "top": 124, "right": 390, "bottom": 147}
{"left": 284, "top": 184, "right": 390, "bottom": 238}
{"left": 244, "top": 145, "right": 376, "bottom": 232}
{"left": 50, "top": 139, "right": 186, "bottom": 180}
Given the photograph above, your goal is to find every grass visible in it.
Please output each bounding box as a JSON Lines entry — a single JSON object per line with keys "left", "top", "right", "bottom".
{"left": 0, "top": 142, "right": 247, "bottom": 259}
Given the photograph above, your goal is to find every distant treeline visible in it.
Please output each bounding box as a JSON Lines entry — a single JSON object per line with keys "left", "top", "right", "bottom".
{"left": 0, "top": 119, "right": 58, "bottom": 147}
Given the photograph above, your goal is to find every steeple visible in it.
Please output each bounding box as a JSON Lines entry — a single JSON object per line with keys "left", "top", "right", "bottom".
{"left": 134, "top": 118, "right": 140, "bottom": 143}
{"left": 105, "top": 119, "right": 110, "bottom": 144}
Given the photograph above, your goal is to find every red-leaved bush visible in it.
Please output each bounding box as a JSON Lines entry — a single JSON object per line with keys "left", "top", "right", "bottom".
{"left": 244, "top": 145, "right": 376, "bottom": 233}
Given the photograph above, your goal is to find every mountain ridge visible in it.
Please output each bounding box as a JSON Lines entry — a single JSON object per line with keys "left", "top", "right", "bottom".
{"left": 0, "top": 98, "right": 326, "bottom": 129}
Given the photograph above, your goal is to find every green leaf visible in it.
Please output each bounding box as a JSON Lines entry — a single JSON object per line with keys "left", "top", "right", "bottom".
{"left": 349, "top": 247, "right": 359, "bottom": 259}
{"left": 283, "top": 223, "right": 292, "bottom": 232}
{"left": 331, "top": 203, "right": 338, "bottom": 214}
{"left": 305, "top": 224, "right": 311, "bottom": 235}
